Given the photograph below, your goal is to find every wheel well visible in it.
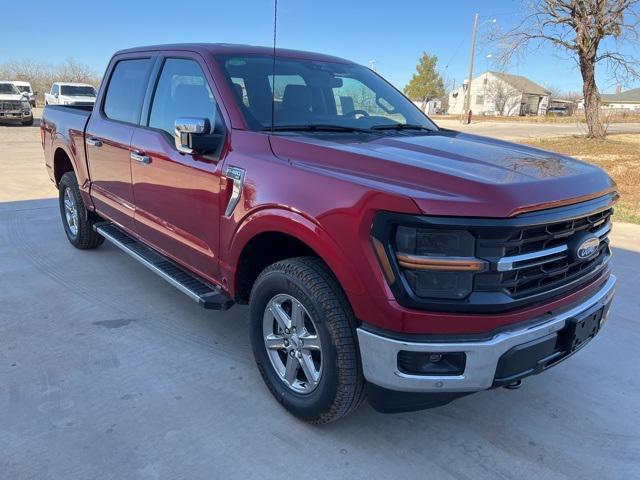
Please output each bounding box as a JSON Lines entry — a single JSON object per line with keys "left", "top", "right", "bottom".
{"left": 235, "top": 232, "right": 318, "bottom": 304}
{"left": 54, "top": 148, "right": 73, "bottom": 185}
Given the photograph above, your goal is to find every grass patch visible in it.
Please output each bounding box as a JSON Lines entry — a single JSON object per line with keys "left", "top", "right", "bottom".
{"left": 521, "top": 134, "right": 640, "bottom": 224}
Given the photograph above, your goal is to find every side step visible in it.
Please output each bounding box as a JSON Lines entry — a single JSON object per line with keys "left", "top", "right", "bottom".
{"left": 94, "top": 223, "right": 234, "bottom": 310}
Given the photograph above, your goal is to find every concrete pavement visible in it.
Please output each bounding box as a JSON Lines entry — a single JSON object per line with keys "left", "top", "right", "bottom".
{"left": 1, "top": 112, "right": 639, "bottom": 479}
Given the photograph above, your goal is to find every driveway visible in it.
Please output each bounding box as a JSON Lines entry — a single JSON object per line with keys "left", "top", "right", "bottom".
{"left": 1, "top": 112, "right": 639, "bottom": 479}
{"left": 435, "top": 118, "right": 640, "bottom": 141}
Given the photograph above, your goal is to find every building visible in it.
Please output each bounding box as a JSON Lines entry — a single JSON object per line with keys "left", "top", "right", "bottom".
{"left": 448, "top": 71, "right": 550, "bottom": 116}
{"left": 412, "top": 99, "right": 443, "bottom": 115}
{"left": 578, "top": 88, "right": 640, "bottom": 112}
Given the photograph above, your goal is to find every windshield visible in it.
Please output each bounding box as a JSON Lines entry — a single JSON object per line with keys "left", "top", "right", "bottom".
{"left": 0, "top": 83, "right": 20, "bottom": 95}
{"left": 61, "top": 85, "right": 96, "bottom": 96}
{"left": 217, "top": 55, "right": 437, "bottom": 132}
{"left": 16, "top": 85, "right": 31, "bottom": 93}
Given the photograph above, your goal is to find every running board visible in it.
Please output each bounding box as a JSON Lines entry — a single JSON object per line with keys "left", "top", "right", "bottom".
{"left": 94, "top": 223, "right": 234, "bottom": 310}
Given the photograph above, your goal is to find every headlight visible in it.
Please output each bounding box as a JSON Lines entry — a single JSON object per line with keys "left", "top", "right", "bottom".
{"left": 21, "top": 100, "right": 31, "bottom": 110}
{"left": 393, "top": 227, "right": 484, "bottom": 299}
{"left": 371, "top": 221, "right": 487, "bottom": 300}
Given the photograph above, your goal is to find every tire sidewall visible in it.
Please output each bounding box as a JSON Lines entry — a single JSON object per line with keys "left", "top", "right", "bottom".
{"left": 59, "top": 174, "right": 82, "bottom": 246}
{"left": 250, "top": 268, "right": 342, "bottom": 421}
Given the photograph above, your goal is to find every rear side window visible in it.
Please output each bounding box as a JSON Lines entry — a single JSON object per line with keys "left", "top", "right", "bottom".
{"left": 103, "top": 58, "right": 152, "bottom": 124}
{"left": 148, "top": 58, "right": 221, "bottom": 137}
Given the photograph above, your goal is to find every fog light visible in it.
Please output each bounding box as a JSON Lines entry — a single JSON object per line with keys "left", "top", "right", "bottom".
{"left": 397, "top": 351, "right": 466, "bottom": 376}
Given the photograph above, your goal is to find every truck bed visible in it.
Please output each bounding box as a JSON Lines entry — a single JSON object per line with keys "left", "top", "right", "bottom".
{"left": 41, "top": 104, "right": 93, "bottom": 187}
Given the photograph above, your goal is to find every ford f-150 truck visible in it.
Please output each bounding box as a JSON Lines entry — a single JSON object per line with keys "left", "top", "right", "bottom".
{"left": 41, "top": 44, "right": 617, "bottom": 423}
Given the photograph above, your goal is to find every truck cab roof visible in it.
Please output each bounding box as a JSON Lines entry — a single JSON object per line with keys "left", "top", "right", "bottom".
{"left": 114, "top": 43, "right": 353, "bottom": 64}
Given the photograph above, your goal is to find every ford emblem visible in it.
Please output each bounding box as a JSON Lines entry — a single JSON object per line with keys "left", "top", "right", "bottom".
{"left": 575, "top": 236, "right": 600, "bottom": 260}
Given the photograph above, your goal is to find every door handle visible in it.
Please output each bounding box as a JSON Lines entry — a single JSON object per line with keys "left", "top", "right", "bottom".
{"left": 130, "top": 151, "right": 151, "bottom": 165}
{"left": 86, "top": 137, "right": 102, "bottom": 147}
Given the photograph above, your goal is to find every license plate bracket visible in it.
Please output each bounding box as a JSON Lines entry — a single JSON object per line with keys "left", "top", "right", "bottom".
{"left": 563, "top": 304, "right": 604, "bottom": 353}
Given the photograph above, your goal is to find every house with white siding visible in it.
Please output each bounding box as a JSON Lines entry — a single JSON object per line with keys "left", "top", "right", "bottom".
{"left": 578, "top": 88, "right": 640, "bottom": 112}
{"left": 448, "top": 71, "right": 550, "bottom": 116}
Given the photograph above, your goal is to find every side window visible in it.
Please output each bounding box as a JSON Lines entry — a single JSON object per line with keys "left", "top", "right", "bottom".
{"left": 149, "top": 58, "right": 220, "bottom": 138}
{"left": 230, "top": 76, "right": 249, "bottom": 107}
{"left": 103, "top": 58, "right": 152, "bottom": 124}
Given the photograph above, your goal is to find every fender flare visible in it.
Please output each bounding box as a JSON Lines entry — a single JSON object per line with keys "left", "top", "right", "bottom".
{"left": 226, "top": 207, "right": 367, "bottom": 298}
{"left": 51, "top": 136, "right": 78, "bottom": 184}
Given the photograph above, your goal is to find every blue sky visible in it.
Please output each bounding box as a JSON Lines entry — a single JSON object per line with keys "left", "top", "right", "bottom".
{"left": 2, "top": 0, "right": 638, "bottom": 93}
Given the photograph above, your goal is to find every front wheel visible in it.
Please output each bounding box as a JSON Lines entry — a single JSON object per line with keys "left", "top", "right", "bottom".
{"left": 21, "top": 118, "right": 34, "bottom": 126}
{"left": 249, "top": 257, "right": 365, "bottom": 424}
{"left": 58, "top": 171, "right": 104, "bottom": 249}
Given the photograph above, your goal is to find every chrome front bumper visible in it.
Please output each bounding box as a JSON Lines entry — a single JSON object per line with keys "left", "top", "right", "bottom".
{"left": 357, "top": 275, "right": 616, "bottom": 393}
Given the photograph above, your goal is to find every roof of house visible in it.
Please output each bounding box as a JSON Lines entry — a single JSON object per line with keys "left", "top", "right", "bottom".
{"left": 488, "top": 71, "right": 550, "bottom": 95}
{"left": 601, "top": 88, "right": 640, "bottom": 103}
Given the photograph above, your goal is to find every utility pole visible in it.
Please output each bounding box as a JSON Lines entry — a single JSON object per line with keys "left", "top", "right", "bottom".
{"left": 462, "top": 13, "right": 479, "bottom": 124}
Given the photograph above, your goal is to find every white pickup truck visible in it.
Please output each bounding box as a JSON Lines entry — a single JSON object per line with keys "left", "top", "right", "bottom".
{"left": 0, "top": 81, "right": 33, "bottom": 125}
{"left": 11, "top": 81, "right": 37, "bottom": 107}
{"left": 44, "top": 82, "right": 97, "bottom": 106}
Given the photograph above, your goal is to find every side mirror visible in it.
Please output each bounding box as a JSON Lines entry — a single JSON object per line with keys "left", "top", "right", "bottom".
{"left": 54, "top": 93, "right": 59, "bottom": 98}
{"left": 174, "top": 117, "right": 223, "bottom": 155}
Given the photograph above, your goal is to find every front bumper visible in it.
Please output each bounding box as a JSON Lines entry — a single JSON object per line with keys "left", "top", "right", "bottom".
{"left": 0, "top": 110, "right": 32, "bottom": 122}
{"left": 357, "top": 275, "right": 616, "bottom": 396}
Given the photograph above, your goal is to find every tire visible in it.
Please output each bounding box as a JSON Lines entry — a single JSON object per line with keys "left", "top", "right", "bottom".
{"left": 249, "top": 257, "right": 365, "bottom": 424}
{"left": 58, "top": 171, "right": 104, "bottom": 249}
{"left": 21, "top": 118, "right": 34, "bottom": 126}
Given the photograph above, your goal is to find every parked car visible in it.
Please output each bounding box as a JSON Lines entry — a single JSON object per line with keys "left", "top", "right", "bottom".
{"left": 547, "top": 106, "right": 570, "bottom": 116}
{"left": 10, "top": 81, "right": 37, "bottom": 107}
{"left": 0, "top": 81, "right": 33, "bottom": 125}
{"left": 44, "top": 82, "right": 97, "bottom": 106}
{"left": 41, "top": 44, "right": 617, "bottom": 423}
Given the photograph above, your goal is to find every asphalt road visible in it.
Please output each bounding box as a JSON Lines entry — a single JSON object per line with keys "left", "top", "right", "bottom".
{"left": 436, "top": 118, "right": 640, "bottom": 141}
{"left": 1, "top": 113, "right": 639, "bottom": 479}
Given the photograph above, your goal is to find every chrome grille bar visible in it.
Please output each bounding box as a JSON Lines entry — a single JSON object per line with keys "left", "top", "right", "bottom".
{"left": 496, "top": 221, "right": 611, "bottom": 272}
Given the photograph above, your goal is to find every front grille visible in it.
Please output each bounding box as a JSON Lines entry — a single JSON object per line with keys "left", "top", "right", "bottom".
{"left": 474, "top": 208, "right": 612, "bottom": 300}
{"left": 0, "top": 100, "right": 22, "bottom": 111}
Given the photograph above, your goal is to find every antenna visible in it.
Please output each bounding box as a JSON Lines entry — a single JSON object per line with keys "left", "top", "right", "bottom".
{"left": 271, "top": 0, "right": 278, "bottom": 133}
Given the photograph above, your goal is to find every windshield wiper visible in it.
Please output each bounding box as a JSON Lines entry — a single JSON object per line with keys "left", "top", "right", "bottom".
{"left": 267, "top": 124, "right": 373, "bottom": 133}
{"left": 370, "top": 123, "right": 435, "bottom": 131}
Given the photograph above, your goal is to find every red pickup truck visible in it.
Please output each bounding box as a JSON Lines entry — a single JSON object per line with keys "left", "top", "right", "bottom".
{"left": 41, "top": 44, "right": 617, "bottom": 423}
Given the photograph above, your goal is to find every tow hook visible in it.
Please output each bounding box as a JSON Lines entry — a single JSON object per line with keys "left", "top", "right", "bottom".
{"left": 504, "top": 380, "right": 522, "bottom": 390}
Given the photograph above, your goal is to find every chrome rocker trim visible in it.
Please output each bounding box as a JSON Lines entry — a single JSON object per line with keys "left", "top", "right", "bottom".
{"left": 356, "top": 275, "right": 616, "bottom": 393}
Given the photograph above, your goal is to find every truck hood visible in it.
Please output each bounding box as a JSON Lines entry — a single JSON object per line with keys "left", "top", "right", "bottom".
{"left": 60, "top": 95, "right": 96, "bottom": 103}
{"left": 268, "top": 130, "right": 616, "bottom": 217}
{"left": 0, "top": 94, "right": 25, "bottom": 101}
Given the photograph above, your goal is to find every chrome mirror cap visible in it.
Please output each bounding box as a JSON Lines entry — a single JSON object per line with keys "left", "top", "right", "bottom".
{"left": 174, "top": 117, "right": 210, "bottom": 154}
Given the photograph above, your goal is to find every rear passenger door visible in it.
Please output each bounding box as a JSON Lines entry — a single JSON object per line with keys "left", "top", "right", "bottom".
{"left": 130, "top": 55, "right": 227, "bottom": 281}
{"left": 85, "top": 57, "right": 154, "bottom": 233}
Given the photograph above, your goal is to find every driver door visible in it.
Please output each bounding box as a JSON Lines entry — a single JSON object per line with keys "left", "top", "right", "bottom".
{"left": 130, "top": 55, "right": 227, "bottom": 281}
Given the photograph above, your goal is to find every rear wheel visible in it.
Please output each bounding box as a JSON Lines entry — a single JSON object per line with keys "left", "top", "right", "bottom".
{"left": 58, "top": 171, "right": 104, "bottom": 249}
{"left": 249, "top": 257, "right": 365, "bottom": 423}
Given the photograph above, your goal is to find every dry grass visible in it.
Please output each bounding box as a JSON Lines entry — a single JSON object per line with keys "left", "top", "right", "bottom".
{"left": 431, "top": 114, "right": 640, "bottom": 124}
{"left": 521, "top": 134, "right": 640, "bottom": 224}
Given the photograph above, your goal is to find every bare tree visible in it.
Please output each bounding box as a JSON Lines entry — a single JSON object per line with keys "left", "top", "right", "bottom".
{"left": 0, "top": 57, "right": 101, "bottom": 105}
{"left": 488, "top": 0, "right": 640, "bottom": 138}
{"left": 485, "top": 78, "right": 521, "bottom": 115}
